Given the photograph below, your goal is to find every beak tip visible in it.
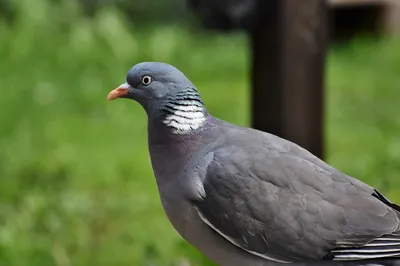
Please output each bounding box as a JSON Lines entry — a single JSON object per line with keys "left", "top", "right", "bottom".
{"left": 107, "top": 94, "right": 115, "bottom": 101}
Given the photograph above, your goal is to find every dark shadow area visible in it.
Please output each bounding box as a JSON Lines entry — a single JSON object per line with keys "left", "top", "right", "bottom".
{"left": 330, "top": 4, "right": 383, "bottom": 41}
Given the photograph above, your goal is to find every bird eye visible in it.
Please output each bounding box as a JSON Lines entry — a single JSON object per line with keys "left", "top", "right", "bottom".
{"left": 142, "top": 76, "right": 152, "bottom": 85}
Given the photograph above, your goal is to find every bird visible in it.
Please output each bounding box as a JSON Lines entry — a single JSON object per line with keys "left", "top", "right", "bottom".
{"left": 107, "top": 62, "right": 400, "bottom": 265}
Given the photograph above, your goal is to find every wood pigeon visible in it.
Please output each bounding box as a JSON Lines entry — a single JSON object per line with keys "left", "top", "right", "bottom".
{"left": 107, "top": 62, "right": 400, "bottom": 265}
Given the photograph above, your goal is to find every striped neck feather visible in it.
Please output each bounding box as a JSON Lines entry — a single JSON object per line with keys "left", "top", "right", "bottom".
{"left": 162, "top": 88, "right": 206, "bottom": 134}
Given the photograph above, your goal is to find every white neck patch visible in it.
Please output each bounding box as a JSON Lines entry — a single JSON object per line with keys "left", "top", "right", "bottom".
{"left": 162, "top": 101, "right": 206, "bottom": 134}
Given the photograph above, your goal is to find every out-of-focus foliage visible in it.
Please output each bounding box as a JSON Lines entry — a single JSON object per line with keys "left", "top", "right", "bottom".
{"left": 0, "top": 0, "right": 399, "bottom": 265}
{"left": 0, "top": 0, "right": 191, "bottom": 25}
{"left": 327, "top": 40, "right": 400, "bottom": 194}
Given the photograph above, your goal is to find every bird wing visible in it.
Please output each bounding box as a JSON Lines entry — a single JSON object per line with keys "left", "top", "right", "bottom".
{"left": 192, "top": 135, "right": 400, "bottom": 262}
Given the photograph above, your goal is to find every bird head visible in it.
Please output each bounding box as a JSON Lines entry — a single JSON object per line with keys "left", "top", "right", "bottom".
{"left": 108, "top": 62, "right": 207, "bottom": 134}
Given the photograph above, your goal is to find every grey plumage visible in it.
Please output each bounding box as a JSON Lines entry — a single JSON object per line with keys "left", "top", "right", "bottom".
{"left": 107, "top": 62, "right": 400, "bottom": 265}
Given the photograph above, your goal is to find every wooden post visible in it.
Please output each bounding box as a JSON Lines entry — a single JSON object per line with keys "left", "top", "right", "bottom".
{"left": 383, "top": 0, "right": 400, "bottom": 36}
{"left": 250, "top": 0, "right": 328, "bottom": 158}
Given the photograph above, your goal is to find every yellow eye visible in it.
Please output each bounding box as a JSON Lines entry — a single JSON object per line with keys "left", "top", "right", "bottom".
{"left": 142, "top": 75, "right": 152, "bottom": 85}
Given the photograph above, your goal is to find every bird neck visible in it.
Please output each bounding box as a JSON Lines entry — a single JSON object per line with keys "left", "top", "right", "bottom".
{"left": 160, "top": 87, "right": 207, "bottom": 134}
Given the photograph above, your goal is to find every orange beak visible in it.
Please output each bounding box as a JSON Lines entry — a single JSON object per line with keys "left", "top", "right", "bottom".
{"left": 107, "top": 83, "right": 131, "bottom": 101}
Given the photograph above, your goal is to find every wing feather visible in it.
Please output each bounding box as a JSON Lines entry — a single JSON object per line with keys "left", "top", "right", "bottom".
{"left": 332, "top": 234, "right": 400, "bottom": 260}
{"left": 195, "top": 207, "right": 292, "bottom": 263}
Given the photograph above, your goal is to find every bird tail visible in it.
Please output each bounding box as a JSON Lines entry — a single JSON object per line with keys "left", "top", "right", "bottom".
{"left": 332, "top": 233, "right": 400, "bottom": 260}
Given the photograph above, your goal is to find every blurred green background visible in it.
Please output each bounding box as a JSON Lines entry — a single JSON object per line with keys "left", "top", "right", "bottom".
{"left": 1, "top": 0, "right": 400, "bottom": 265}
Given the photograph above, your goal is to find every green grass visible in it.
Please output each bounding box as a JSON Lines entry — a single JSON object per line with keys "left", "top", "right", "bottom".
{"left": 0, "top": 1, "right": 400, "bottom": 265}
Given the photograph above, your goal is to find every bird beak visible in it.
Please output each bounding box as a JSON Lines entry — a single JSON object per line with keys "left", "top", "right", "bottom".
{"left": 107, "top": 83, "right": 131, "bottom": 101}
